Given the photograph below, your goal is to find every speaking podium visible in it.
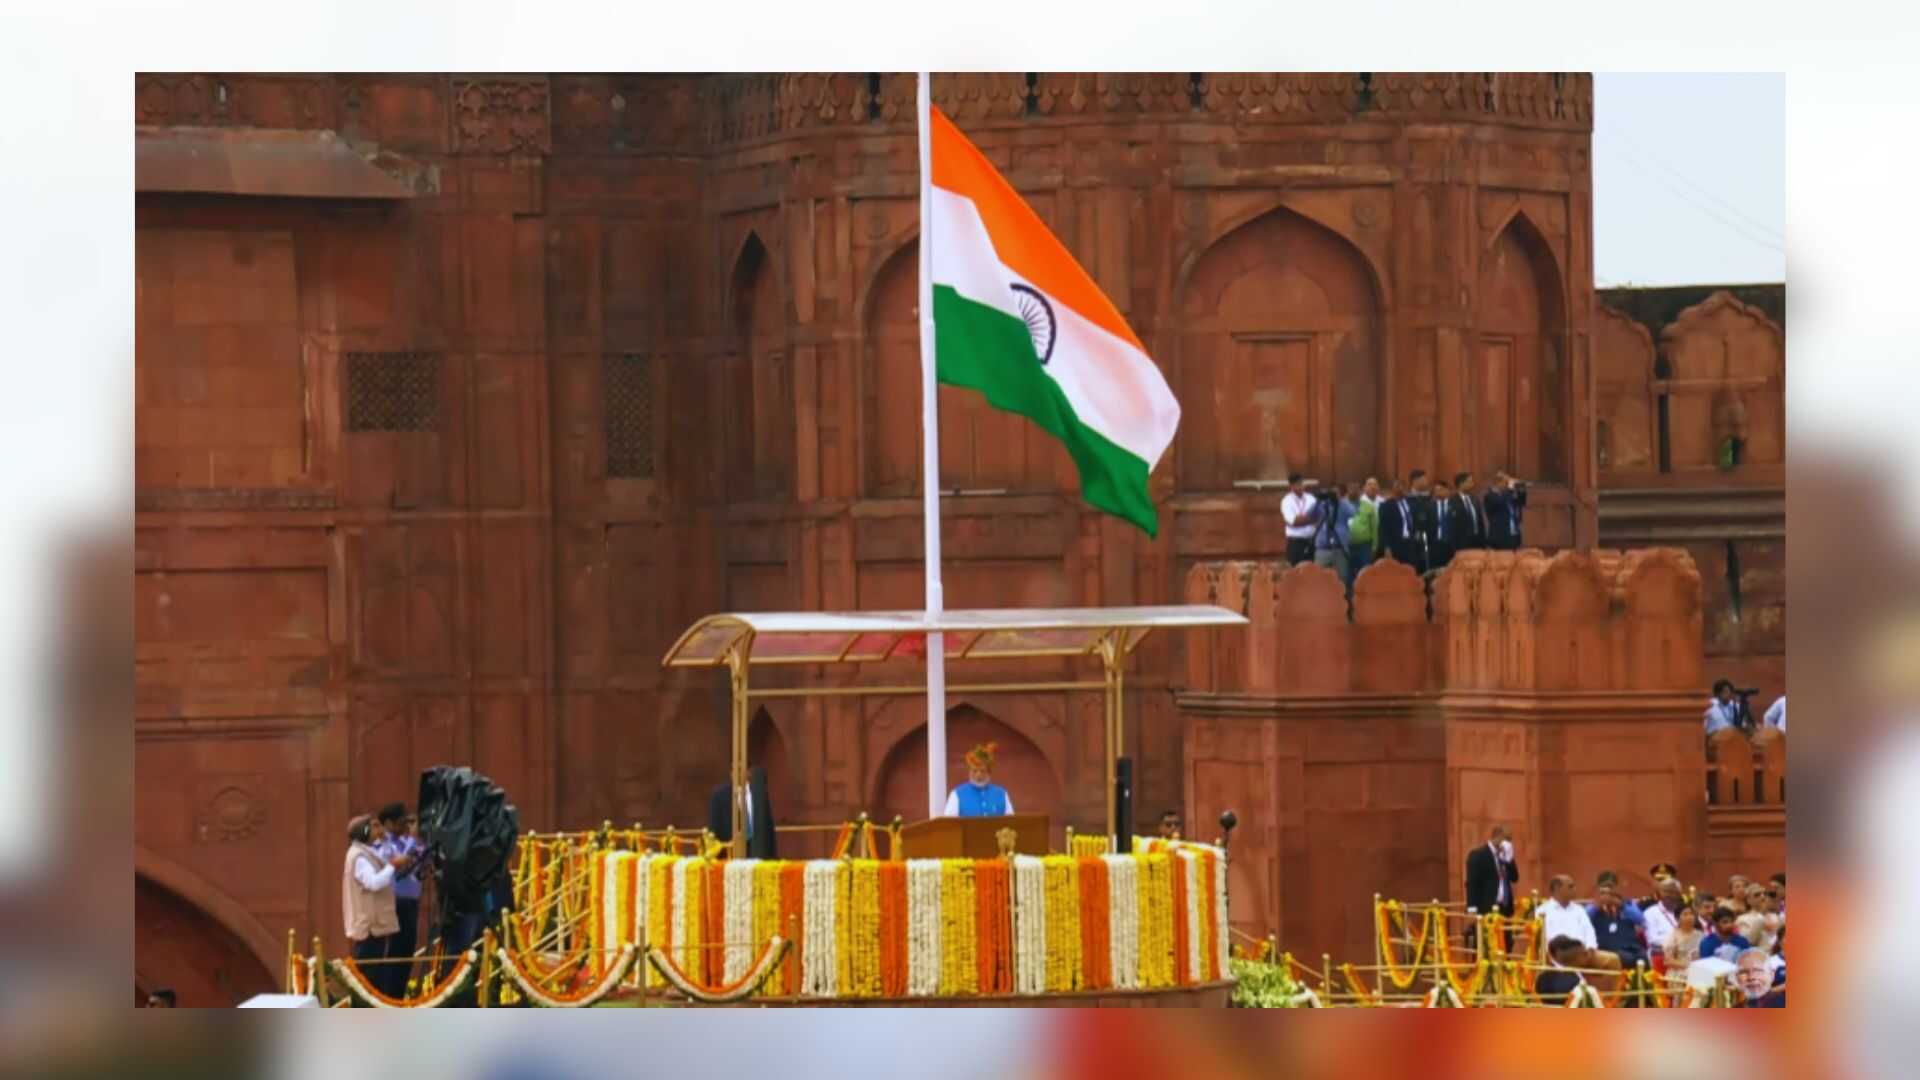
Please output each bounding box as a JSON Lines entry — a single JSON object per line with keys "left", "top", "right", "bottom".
{"left": 899, "top": 813, "right": 1049, "bottom": 858}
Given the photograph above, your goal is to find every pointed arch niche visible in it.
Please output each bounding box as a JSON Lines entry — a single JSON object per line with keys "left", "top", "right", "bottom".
{"left": 1177, "top": 205, "right": 1383, "bottom": 490}
{"left": 870, "top": 703, "right": 1062, "bottom": 828}
{"left": 1476, "top": 213, "right": 1569, "bottom": 483}
{"left": 862, "top": 239, "right": 1068, "bottom": 497}
{"left": 727, "top": 232, "right": 793, "bottom": 500}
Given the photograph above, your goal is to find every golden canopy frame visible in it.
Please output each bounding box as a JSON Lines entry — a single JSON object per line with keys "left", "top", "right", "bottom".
{"left": 661, "top": 605, "right": 1250, "bottom": 856}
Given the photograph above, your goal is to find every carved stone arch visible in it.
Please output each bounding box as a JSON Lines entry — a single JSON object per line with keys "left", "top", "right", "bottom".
{"left": 1173, "top": 202, "right": 1386, "bottom": 493}
{"left": 1175, "top": 193, "right": 1394, "bottom": 312}
{"left": 853, "top": 229, "right": 918, "bottom": 334}
{"left": 1595, "top": 304, "right": 1659, "bottom": 474}
{"left": 863, "top": 696, "right": 1067, "bottom": 825}
{"left": 135, "top": 846, "right": 282, "bottom": 1005}
{"left": 747, "top": 700, "right": 797, "bottom": 809}
{"left": 1476, "top": 208, "right": 1571, "bottom": 484}
{"left": 1660, "top": 290, "right": 1785, "bottom": 471}
{"left": 725, "top": 230, "right": 793, "bottom": 500}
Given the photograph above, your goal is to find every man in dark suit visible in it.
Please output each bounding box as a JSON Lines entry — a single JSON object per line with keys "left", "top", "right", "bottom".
{"left": 1464, "top": 824, "right": 1519, "bottom": 951}
{"left": 1482, "top": 471, "right": 1528, "bottom": 551}
{"left": 1426, "top": 477, "right": 1458, "bottom": 571}
{"left": 1380, "top": 475, "right": 1425, "bottom": 571}
{"left": 707, "top": 764, "right": 778, "bottom": 859}
{"left": 1447, "top": 471, "right": 1487, "bottom": 552}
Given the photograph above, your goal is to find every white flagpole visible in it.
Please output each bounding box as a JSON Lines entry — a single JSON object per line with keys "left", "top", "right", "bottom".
{"left": 917, "top": 72, "right": 948, "bottom": 822}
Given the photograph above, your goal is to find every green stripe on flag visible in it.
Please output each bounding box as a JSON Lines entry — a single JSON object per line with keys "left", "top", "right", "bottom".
{"left": 932, "top": 284, "right": 1159, "bottom": 537}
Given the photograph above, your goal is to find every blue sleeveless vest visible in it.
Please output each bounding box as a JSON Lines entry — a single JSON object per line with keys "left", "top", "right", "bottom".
{"left": 953, "top": 782, "right": 1010, "bottom": 817}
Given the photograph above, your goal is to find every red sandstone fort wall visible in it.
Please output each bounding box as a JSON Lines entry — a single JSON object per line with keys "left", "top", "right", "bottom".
{"left": 128, "top": 73, "right": 1778, "bottom": 1001}
{"left": 1176, "top": 547, "right": 1779, "bottom": 964}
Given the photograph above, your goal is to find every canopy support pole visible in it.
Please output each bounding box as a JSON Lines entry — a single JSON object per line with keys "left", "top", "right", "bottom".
{"left": 725, "top": 644, "right": 750, "bottom": 859}
{"left": 1098, "top": 630, "right": 1125, "bottom": 846}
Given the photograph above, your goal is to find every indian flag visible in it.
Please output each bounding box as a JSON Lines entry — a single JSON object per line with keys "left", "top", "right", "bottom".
{"left": 930, "top": 107, "right": 1180, "bottom": 536}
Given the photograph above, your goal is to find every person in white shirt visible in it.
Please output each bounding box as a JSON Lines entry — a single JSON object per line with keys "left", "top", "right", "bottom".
{"left": 1703, "top": 679, "right": 1743, "bottom": 735}
{"left": 1643, "top": 877, "right": 1686, "bottom": 961}
{"left": 1763, "top": 696, "right": 1786, "bottom": 733}
{"left": 1279, "top": 474, "right": 1318, "bottom": 565}
{"left": 1540, "top": 874, "right": 1597, "bottom": 949}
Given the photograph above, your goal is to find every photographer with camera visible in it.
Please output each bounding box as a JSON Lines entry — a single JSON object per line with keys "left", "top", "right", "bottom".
{"left": 1704, "top": 679, "right": 1760, "bottom": 736}
{"left": 1311, "top": 480, "right": 1357, "bottom": 589}
{"left": 374, "top": 802, "right": 426, "bottom": 997}
{"left": 1484, "top": 471, "right": 1528, "bottom": 551}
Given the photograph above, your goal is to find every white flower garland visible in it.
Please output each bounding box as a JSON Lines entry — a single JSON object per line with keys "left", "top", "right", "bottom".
{"left": 1180, "top": 851, "right": 1204, "bottom": 985}
{"left": 670, "top": 857, "right": 691, "bottom": 976}
{"left": 331, "top": 949, "right": 477, "bottom": 1009}
{"left": 906, "top": 858, "right": 943, "bottom": 997}
{"left": 723, "top": 859, "right": 757, "bottom": 983}
{"left": 626, "top": 853, "right": 651, "bottom": 988}
{"left": 496, "top": 943, "right": 637, "bottom": 1008}
{"left": 648, "top": 936, "right": 789, "bottom": 1004}
{"left": 1213, "top": 848, "right": 1230, "bottom": 978}
{"left": 1425, "top": 984, "right": 1465, "bottom": 1007}
{"left": 1104, "top": 854, "right": 1140, "bottom": 990}
{"left": 1565, "top": 981, "right": 1605, "bottom": 1008}
{"left": 1012, "top": 855, "right": 1047, "bottom": 995}
{"left": 597, "top": 853, "right": 627, "bottom": 975}
{"left": 802, "top": 860, "right": 839, "bottom": 998}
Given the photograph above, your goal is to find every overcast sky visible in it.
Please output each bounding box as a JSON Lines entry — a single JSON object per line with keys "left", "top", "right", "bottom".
{"left": 1593, "top": 72, "right": 1785, "bottom": 287}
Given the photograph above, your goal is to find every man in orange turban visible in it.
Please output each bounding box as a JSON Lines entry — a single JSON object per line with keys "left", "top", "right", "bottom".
{"left": 943, "top": 742, "right": 1015, "bottom": 817}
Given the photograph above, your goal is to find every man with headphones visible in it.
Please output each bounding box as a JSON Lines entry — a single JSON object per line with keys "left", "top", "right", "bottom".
{"left": 344, "top": 812, "right": 415, "bottom": 995}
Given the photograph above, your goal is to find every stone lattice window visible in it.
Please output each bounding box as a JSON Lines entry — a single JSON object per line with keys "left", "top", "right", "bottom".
{"left": 345, "top": 352, "right": 440, "bottom": 432}
{"left": 604, "top": 353, "right": 654, "bottom": 479}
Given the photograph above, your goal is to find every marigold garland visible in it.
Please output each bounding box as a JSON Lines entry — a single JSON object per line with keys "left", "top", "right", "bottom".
{"left": 834, "top": 859, "right": 855, "bottom": 996}
{"left": 1041, "top": 855, "right": 1081, "bottom": 993}
{"left": 646, "top": 856, "right": 674, "bottom": 990}
{"left": 704, "top": 859, "right": 726, "bottom": 984}
{"left": 779, "top": 861, "right": 806, "bottom": 996}
{"left": 975, "top": 860, "right": 1014, "bottom": 995}
{"left": 848, "top": 860, "right": 882, "bottom": 998}
{"left": 1137, "top": 854, "right": 1173, "bottom": 989}
{"left": 427, "top": 835, "right": 1229, "bottom": 1006}
{"left": 1169, "top": 851, "right": 1191, "bottom": 986}
{"left": 877, "top": 860, "right": 909, "bottom": 997}
{"left": 1077, "top": 856, "right": 1111, "bottom": 991}
{"left": 938, "top": 859, "right": 977, "bottom": 996}
{"left": 1374, "top": 899, "right": 1429, "bottom": 990}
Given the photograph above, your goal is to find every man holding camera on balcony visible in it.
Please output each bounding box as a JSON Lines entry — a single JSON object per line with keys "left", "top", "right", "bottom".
{"left": 1483, "top": 471, "right": 1528, "bottom": 551}
{"left": 1704, "top": 679, "right": 1758, "bottom": 736}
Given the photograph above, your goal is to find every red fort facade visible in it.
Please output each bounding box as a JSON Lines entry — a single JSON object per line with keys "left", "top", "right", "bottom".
{"left": 132, "top": 73, "right": 1784, "bottom": 1002}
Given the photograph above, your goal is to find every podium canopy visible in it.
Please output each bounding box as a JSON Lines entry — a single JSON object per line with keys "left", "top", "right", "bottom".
{"left": 662, "top": 605, "right": 1247, "bottom": 669}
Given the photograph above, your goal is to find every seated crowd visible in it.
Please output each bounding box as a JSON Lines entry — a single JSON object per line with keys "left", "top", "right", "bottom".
{"left": 1533, "top": 863, "right": 1786, "bottom": 1007}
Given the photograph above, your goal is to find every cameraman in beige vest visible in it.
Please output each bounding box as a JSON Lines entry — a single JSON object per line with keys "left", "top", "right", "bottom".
{"left": 342, "top": 813, "right": 414, "bottom": 996}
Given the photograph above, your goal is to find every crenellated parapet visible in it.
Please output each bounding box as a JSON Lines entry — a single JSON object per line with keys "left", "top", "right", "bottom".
{"left": 1180, "top": 546, "right": 1702, "bottom": 697}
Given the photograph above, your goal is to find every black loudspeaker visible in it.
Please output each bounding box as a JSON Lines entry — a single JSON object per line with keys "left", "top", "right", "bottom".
{"left": 1114, "top": 756, "right": 1134, "bottom": 845}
